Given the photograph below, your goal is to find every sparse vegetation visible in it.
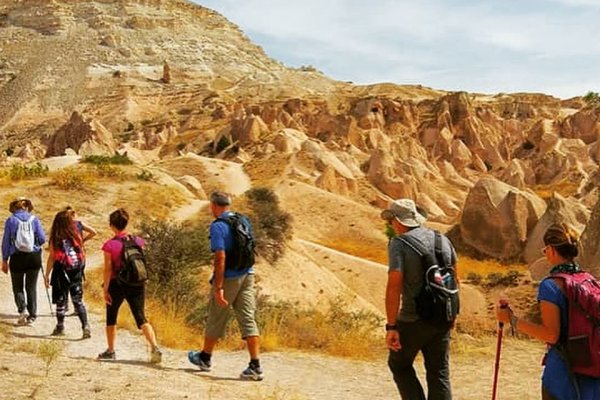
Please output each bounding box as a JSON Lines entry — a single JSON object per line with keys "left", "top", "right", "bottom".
{"left": 8, "top": 162, "right": 48, "bottom": 180}
{"left": 245, "top": 188, "right": 293, "bottom": 264}
{"left": 94, "top": 164, "right": 126, "bottom": 179}
{"left": 51, "top": 168, "right": 93, "bottom": 190}
{"left": 140, "top": 220, "right": 212, "bottom": 309}
{"left": 37, "top": 340, "right": 63, "bottom": 377}
{"left": 466, "top": 272, "right": 483, "bottom": 285}
{"left": 136, "top": 169, "right": 156, "bottom": 181}
{"left": 81, "top": 154, "right": 133, "bottom": 165}
{"left": 583, "top": 91, "right": 600, "bottom": 106}
{"left": 485, "top": 270, "right": 524, "bottom": 287}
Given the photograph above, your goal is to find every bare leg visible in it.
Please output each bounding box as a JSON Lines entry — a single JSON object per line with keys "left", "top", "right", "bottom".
{"left": 246, "top": 335, "right": 260, "bottom": 359}
{"left": 106, "top": 325, "right": 117, "bottom": 352}
{"left": 140, "top": 323, "right": 158, "bottom": 348}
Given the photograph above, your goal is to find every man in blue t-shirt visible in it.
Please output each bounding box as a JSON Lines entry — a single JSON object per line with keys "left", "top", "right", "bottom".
{"left": 187, "top": 191, "right": 263, "bottom": 381}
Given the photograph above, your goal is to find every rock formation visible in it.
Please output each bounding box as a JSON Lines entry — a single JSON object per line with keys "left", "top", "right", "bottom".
{"left": 46, "top": 112, "right": 116, "bottom": 157}
{"left": 460, "top": 178, "right": 546, "bottom": 260}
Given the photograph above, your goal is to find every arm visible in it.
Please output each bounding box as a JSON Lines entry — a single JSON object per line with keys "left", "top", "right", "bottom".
{"left": 2, "top": 218, "right": 12, "bottom": 271}
{"left": 80, "top": 221, "right": 97, "bottom": 243}
{"left": 44, "top": 247, "right": 54, "bottom": 288}
{"left": 103, "top": 252, "right": 113, "bottom": 305}
{"left": 213, "top": 250, "right": 228, "bottom": 307}
{"left": 496, "top": 300, "right": 561, "bottom": 344}
{"left": 34, "top": 217, "right": 46, "bottom": 246}
{"left": 385, "top": 270, "right": 403, "bottom": 351}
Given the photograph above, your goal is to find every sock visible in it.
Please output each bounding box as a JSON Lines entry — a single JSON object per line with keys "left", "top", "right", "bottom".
{"left": 250, "top": 358, "right": 260, "bottom": 369}
{"left": 200, "top": 351, "right": 212, "bottom": 363}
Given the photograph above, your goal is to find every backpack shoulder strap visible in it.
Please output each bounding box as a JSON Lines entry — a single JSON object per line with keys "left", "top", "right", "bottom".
{"left": 396, "top": 234, "right": 428, "bottom": 257}
{"left": 396, "top": 233, "right": 437, "bottom": 267}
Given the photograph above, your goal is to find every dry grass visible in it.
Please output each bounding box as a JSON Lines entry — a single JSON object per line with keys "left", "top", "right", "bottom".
{"left": 458, "top": 256, "right": 528, "bottom": 280}
{"left": 319, "top": 236, "right": 387, "bottom": 264}
{"left": 533, "top": 180, "right": 579, "bottom": 200}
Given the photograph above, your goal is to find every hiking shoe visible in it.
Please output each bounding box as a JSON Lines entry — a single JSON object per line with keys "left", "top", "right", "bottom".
{"left": 187, "top": 351, "right": 211, "bottom": 371}
{"left": 51, "top": 326, "right": 65, "bottom": 336}
{"left": 82, "top": 326, "right": 91, "bottom": 339}
{"left": 97, "top": 350, "right": 116, "bottom": 360}
{"left": 240, "top": 364, "right": 264, "bottom": 381}
{"left": 17, "top": 313, "right": 27, "bottom": 326}
{"left": 150, "top": 347, "right": 162, "bottom": 364}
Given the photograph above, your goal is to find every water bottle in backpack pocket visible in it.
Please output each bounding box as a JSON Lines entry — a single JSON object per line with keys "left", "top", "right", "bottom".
{"left": 398, "top": 231, "right": 460, "bottom": 324}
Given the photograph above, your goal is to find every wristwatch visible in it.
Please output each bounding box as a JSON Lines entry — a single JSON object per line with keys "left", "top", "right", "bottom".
{"left": 385, "top": 323, "right": 397, "bottom": 331}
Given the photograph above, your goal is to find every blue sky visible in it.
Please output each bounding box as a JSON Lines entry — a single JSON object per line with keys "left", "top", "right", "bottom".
{"left": 194, "top": 0, "right": 600, "bottom": 99}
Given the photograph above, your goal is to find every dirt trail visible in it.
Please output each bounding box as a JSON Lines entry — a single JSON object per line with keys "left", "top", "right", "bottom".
{"left": 0, "top": 202, "right": 545, "bottom": 399}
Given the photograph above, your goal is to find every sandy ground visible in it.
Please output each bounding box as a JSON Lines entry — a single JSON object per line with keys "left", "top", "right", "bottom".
{"left": 0, "top": 260, "right": 546, "bottom": 400}
{"left": 0, "top": 160, "right": 546, "bottom": 399}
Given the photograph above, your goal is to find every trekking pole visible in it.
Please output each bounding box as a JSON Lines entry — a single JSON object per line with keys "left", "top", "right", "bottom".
{"left": 45, "top": 286, "right": 54, "bottom": 317}
{"left": 492, "top": 300, "right": 508, "bottom": 400}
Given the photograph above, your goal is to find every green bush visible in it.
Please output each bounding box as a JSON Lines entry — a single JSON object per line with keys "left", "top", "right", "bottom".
{"left": 466, "top": 272, "right": 483, "bottom": 285}
{"left": 583, "top": 91, "right": 600, "bottom": 106}
{"left": 136, "top": 170, "right": 155, "bottom": 182}
{"left": 139, "top": 220, "right": 212, "bottom": 309}
{"left": 9, "top": 163, "right": 49, "bottom": 180}
{"left": 81, "top": 154, "right": 133, "bottom": 165}
{"left": 245, "top": 187, "right": 293, "bottom": 264}
{"left": 485, "top": 270, "right": 523, "bottom": 287}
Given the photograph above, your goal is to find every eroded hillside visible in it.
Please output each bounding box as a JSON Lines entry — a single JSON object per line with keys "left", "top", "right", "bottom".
{"left": 0, "top": 0, "right": 599, "bottom": 272}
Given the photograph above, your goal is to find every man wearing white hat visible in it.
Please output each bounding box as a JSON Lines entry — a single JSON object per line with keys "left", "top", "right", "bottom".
{"left": 382, "top": 198, "right": 458, "bottom": 400}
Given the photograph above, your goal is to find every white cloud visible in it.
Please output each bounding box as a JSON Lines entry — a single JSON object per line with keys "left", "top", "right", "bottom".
{"left": 195, "top": 0, "right": 600, "bottom": 98}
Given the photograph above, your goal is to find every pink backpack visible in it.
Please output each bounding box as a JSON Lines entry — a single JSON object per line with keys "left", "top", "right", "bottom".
{"left": 551, "top": 271, "right": 600, "bottom": 377}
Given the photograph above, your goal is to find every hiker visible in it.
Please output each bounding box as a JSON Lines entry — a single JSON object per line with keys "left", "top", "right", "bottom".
{"left": 43, "top": 210, "right": 90, "bottom": 338}
{"left": 1, "top": 196, "right": 46, "bottom": 325}
{"left": 64, "top": 205, "right": 96, "bottom": 315}
{"left": 382, "top": 198, "right": 458, "bottom": 400}
{"left": 496, "top": 224, "right": 600, "bottom": 400}
{"left": 98, "top": 208, "right": 162, "bottom": 364}
{"left": 188, "top": 191, "right": 263, "bottom": 381}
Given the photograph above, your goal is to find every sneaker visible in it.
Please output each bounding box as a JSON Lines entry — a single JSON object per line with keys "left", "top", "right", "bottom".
{"left": 187, "top": 351, "right": 211, "bottom": 371}
{"left": 26, "top": 316, "right": 36, "bottom": 325}
{"left": 51, "top": 326, "right": 65, "bottom": 336}
{"left": 240, "top": 364, "right": 264, "bottom": 381}
{"left": 17, "top": 313, "right": 27, "bottom": 326}
{"left": 150, "top": 347, "right": 162, "bottom": 364}
{"left": 97, "top": 350, "right": 116, "bottom": 360}
{"left": 82, "top": 326, "right": 91, "bottom": 339}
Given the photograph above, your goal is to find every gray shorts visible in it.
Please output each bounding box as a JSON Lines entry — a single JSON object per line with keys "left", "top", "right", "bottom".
{"left": 205, "top": 273, "right": 259, "bottom": 339}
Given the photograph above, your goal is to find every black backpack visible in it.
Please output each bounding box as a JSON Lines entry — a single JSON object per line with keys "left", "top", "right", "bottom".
{"left": 116, "top": 236, "right": 148, "bottom": 287}
{"left": 216, "top": 213, "right": 256, "bottom": 271}
{"left": 397, "top": 231, "right": 459, "bottom": 323}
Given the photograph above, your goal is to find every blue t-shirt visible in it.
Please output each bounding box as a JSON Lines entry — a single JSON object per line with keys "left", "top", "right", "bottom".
{"left": 210, "top": 211, "right": 254, "bottom": 279}
{"left": 538, "top": 278, "right": 600, "bottom": 400}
